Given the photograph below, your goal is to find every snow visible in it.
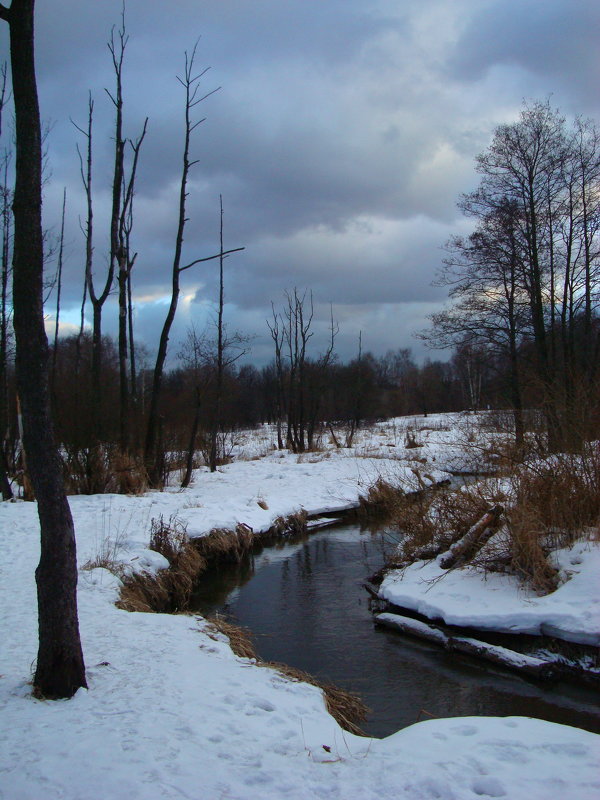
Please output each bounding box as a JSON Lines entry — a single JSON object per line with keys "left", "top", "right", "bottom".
{"left": 1, "top": 416, "right": 599, "bottom": 799}
{"left": 379, "top": 538, "right": 600, "bottom": 646}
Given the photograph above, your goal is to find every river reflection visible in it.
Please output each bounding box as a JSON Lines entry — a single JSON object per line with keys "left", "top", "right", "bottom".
{"left": 191, "top": 524, "right": 600, "bottom": 738}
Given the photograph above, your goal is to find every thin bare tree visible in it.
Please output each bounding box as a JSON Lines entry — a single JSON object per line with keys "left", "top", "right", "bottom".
{"left": 144, "top": 44, "right": 243, "bottom": 485}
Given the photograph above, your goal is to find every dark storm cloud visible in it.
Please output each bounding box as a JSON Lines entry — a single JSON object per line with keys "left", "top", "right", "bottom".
{"left": 3, "top": 0, "right": 600, "bottom": 364}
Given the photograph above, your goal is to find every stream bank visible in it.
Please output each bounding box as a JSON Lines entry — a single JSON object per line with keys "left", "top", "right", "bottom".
{"left": 190, "top": 521, "right": 600, "bottom": 738}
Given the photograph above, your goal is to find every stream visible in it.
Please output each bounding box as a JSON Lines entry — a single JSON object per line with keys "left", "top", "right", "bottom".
{"left": 191, "top": 522, "right": 600, "bottom": 738}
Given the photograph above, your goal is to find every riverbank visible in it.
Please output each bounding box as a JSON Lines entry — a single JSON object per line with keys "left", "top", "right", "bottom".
{"left": 1, "top": 415, "right": 600, "bottom": 799}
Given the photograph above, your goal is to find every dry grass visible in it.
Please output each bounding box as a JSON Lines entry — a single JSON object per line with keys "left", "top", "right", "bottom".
{"left": 262, "top": 662, "right": 368, "bottom": 737}
{"left": 502, "top": 447, "right": 600, "bottom": 592}
{"left": 205, "top": 614, "right": 258, "bottom": 659}
{"left": 381, "top": 446, "right": 600, "bottom": 594}
{"left": 195, "top": 524, "right": 256, "bottom": 563}
{"left": 359, "top": 478, "right": 405, "bottom": 518}
{"left": 206, "top": 615, "right": 368, "bottom": 736}
{"left": 63, "top": 445, "right": 148, "bottom": 495}
{"left": 117, "top": 542, "right": 208, "bottom": 613}
{"left": 118, "top": 515, "right": 207, "bottom": 613}
{"left": 270, "top": 510, "right": 308, "bottom": 536}
{"left": 81, "top": 505, "right": 131, "bottom": 577}
{"left": 110, "top": 451, "right": 148, "bottom": 494}
{"left": 507, "top": 503, "right": 558, "bottom": 594}
{"left": 149, "top": 514, "right": 189, "bottom": 561}
{"left": 512, "top": 450, "right": 600, "bottom": 543}
{"left": 117, "top": 511, "right": 310, "bottom": 613}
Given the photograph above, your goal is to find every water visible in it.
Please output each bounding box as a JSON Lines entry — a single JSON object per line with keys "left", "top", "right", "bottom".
{"left": 192, "top": 523, "right": 600, "bottom": 738}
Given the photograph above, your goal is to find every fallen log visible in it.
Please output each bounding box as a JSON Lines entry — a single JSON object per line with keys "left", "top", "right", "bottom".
{"left": 439, "top": 505, "right": 503, "bottom": 569}
{"left": 375, "top": 612, "right": 560, "bottom": 680}
{"left": 374, "top": 612, "right": 448, "bottom": 646}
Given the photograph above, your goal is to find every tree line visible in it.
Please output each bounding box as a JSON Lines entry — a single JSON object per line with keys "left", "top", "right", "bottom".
{"left": 424, "top": 101, "right": 600, "bottom": 451}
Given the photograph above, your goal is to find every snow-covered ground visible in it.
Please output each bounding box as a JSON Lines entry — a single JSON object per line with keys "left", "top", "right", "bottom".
{"left": 1, "top": 415, "right": 599, "bottom": 799}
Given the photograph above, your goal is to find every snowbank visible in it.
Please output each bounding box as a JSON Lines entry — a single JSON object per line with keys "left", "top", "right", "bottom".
{"left": 379, "top": 539, "right": 600, "bottom": 646}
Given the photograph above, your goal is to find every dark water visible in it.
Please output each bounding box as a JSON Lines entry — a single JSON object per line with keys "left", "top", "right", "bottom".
{"left": 192, "top": 523, "right": 600, "bottom": 738}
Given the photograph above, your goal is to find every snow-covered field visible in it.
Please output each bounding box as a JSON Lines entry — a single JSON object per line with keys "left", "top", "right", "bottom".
{"left": 1, "top": 414, "right": 599, "bottom": 799}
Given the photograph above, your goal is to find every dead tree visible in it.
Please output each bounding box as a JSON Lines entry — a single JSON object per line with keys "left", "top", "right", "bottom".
{"left": 207, "top": 195, "right": 247, "bottom": 472}
{"left": 267, "top": 304, "right": 285, "bottom": 449}
{"left": 116, "top": 118, "right": 147, "bottom": 453}
{"left": 0, "top": 0, "right": 87, "bottom": 698}
{"left": 144, "top": 45, "right": 242, "bottom": 486}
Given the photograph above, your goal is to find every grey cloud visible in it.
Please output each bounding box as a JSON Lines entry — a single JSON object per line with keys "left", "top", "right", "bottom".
{"left": 3, "top": 0, "right": 600, "bottom": 366}
{"left": 449, "top": 0, "right": 600, "bottom": 110}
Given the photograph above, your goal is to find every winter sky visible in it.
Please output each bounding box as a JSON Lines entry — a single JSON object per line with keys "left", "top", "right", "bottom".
{"left": 2, "top": 0, "right": 600, "bottom": 366}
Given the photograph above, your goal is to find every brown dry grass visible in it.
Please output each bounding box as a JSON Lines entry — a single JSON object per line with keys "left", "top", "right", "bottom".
{"left": 359, "top": 478, "right": 405, "bottom": 518}
{"left": 502, "top": 448, "right": 600, "bottom": 592}
{"left": 205, "top": 615, "right": 258, "bottom": 659}
{"left": 507, "top": 503, "right": 558, "bottom": 594}
{"left": 111, "top": 451, "right": 149, "bottom": 494}
{"left": 262, "top": 662, "right": 368, "bottom": 737}
{"left": 404, "top": 430, "right": 422, "bottom": 449}
{"left": 117, "top": 541, "right": 207, "bottom": 613}
{"left": 206, "top": 615, "right": 368, "bottom": 736}
{"left": 388, "top": 484, "right": 493, "bottom": 567}
{"left": 270, "top": 510, "right": 308, "bottom": 536}
{"left": 195, "top": 523, "right": 256, "bottom": 563}
{"left": 381, "top": 447, "right": 600, "bottom": 594}
{"left": 117, "top": 511, "right": 310, "bottom": 613}
{"left": 118, "top": 515, "right": 207, "bottom": 612}
{"left": 63, "top": 445, "right": 148, "bottom": 495}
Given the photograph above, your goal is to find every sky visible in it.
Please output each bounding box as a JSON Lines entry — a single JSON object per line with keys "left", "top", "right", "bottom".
{"left": 2, "top": 0, "right": 600, "bottom": 367}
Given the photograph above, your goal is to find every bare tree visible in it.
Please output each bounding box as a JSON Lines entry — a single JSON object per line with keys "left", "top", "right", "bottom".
{"left": 144, "top": 44, "right": 242, "bottom": 486}
{"left": 207, "top": 195, "right": 248, "bottom": 472}
{"left": 72, "top": 10, "right": 141, "bottom": 448}
{"left": 116, "top": 117, "right": 147, "bottom": 453}
{"left": 424, "top": 198, "right": 529, "bottom": 443}
{"left": 269, "top": 290, "right": 336, "bottom": 453}
{"left": 0, "top": 0, "right": 86, "bottom": 698}
{"left": 266, "top": 304, "right": 285, "bottom": 449}
{"left": 429, "top": 100, "right": 600, "bottom": 449}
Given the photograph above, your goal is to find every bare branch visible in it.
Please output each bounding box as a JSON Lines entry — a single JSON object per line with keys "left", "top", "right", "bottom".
{"left": 178, "top": 246, "right": 245, "bottom": 272}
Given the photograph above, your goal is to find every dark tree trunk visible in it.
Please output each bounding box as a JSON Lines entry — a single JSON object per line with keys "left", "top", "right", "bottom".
{"left": 181, "top": 388, "right": 201, "bottom": 489}
{"left": 209, "top": 196, "right": 225, "bottom": 473}
{"left": 1, "top": 0, "right": 86, "bottom": 697}
{"left": 117, "top": 253, "right": 129, "bottom": 452}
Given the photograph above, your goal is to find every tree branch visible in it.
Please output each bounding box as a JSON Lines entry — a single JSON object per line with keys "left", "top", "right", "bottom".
{"left": 0, "top": 5, "right": 10, "bottom": 23}
{"left": 178, "top": 246, "right": 244, "bottom": 272}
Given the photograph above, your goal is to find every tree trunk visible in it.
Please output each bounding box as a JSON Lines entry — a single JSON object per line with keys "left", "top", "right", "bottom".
{"left": 181, "top": 388, "right": 201, "bottom": 489}
{"left": 1, "top": 0, "right": 86, "bottom": 698}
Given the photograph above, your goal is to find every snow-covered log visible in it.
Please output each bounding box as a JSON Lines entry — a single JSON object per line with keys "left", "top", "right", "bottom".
{"left": 374, "top": 612, "right": 558, "bottom": 679}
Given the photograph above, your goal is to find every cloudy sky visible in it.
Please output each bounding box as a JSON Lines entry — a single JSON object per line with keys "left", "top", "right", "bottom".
{"left": 2, "top": 0, "right": 600, "bottom": 366}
